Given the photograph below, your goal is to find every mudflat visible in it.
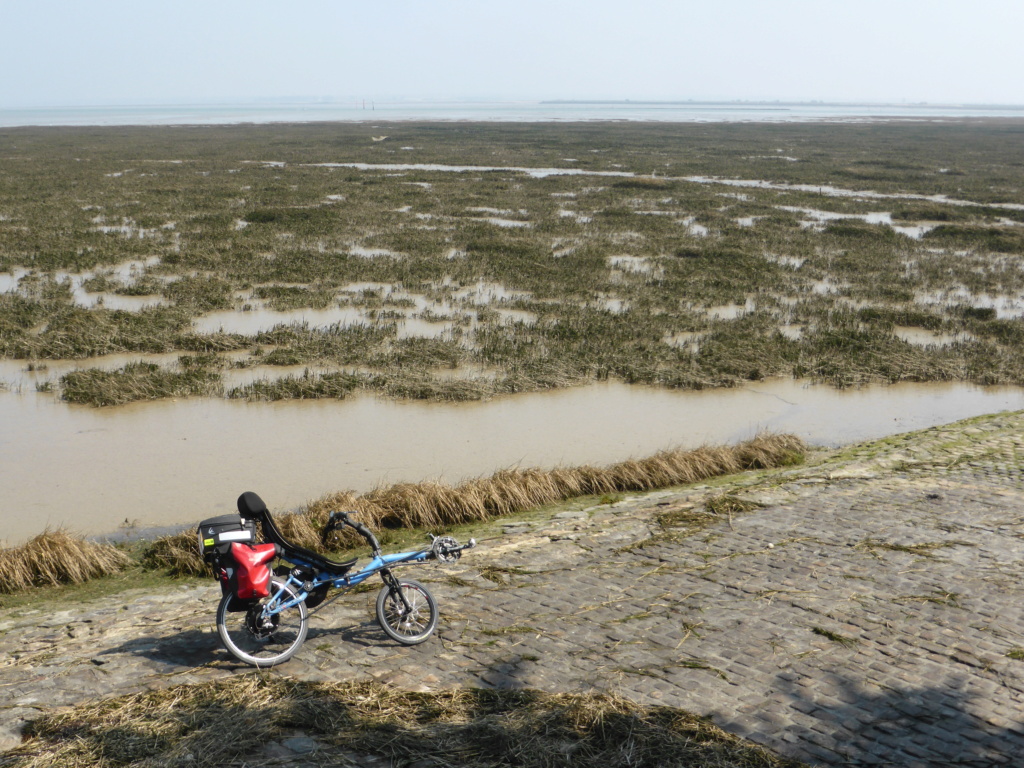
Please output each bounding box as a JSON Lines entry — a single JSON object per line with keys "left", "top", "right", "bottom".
{"left": 4, "top": 120, "right": 1024, "bottom": 409}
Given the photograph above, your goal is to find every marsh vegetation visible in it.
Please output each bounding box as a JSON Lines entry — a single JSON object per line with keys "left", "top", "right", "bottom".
{"left": 2, "top": 120, "right": 1023, "bottom": 406}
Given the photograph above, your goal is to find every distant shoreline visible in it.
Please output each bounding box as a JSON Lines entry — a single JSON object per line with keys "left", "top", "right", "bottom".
{"left": 541, "top": 98, "right": 1024, "bottom": 109}
{"left": 4, "top": 99, "right": 1024, "bottom": 129}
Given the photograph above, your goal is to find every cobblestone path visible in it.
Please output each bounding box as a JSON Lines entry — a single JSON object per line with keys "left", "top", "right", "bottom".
{"left": 3, "top": 412, "right": 1024, "bottom": 766}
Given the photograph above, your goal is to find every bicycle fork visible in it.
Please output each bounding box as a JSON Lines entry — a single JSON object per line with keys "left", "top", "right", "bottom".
{"left": 380, "top": 569, "right": 414, "bottom": 614}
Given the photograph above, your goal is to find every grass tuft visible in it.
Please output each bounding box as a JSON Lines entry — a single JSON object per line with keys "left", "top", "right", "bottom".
{"left": 140, "top": 531, "right": 208, "bottom": 577}
{"left": 60, "top": 359, "right": 223, "bottom": 406}
{"left": 0, "top": 529, "right": 130, "bottom": 594}
{"left": 705, "top": 494, "right": 764, "bottom": 516}
{"left": 811, "top": 626, "right": 858, "bottom": 648}
{"left": 856, "top": 538, "right": 973, "bottom": 558}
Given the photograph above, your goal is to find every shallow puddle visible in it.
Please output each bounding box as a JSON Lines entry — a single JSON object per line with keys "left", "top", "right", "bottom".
{"left": 349, "top": 245, "right": 403, "bottom": 258}
{"left": 308, "top": 161, "right": 636, "bottom": 180}
{"left": 915, "top": 289, "right": 1024, "bottom": 319}
{"left": 1, "top": 258, "right": 166, "bottom": 311}
{"left": 0, "top": 353, "right": 184, "bottom": 391}
{"left": 191, "top": 280, "right": 533, "bottom": 338}
{"left": 558, "top": 208, "right": 593, "bottom": 224}
{"left": 452, "top": 280, "right": 530, "bottom": 305}
{"left": 474, "top": 217, "right": 531, "bottom": 228}
{"left": 3, "top": 378, "right": 1023, "bottom": 545}
{"left": 892, "top": 224, "right": 939, "bottom": 239}
{"left": 466, "top": 207, "right": 516, "bottom": 215}
{"left": 764, "top": 254, "right": 805, "bottom": 269}
{"left": 812, "top": 278, "right": 847, "bottom": 295}
{"left": 259, "top": 161, "right": 1024, "bottom": 214}
{"left": 681, "top": 217, "right": 709, "bottom": 237}
{"left": 595, "top": 295, "right": 629, "bottom": 313}
{"left": 193, "top": 305, "right": 369, "bottom": 335}
{"left": 894, "top": 327, "right": 974, "bottom": 346}
{"left": 608, "top": 255, "right": 654, "bottom": 273}
{"left": 0, "top": 268, "right": 29, "bottom": 293}
{"left": 495, "top": 309, "right": 537, "bottom": 325}
{"left": 663, "top": 332, "right": 703, "bottom": 352}
{"left": 705, "top": 298, "right": 756, "bottom": 319}
{"left": 685, "top": 176, "right": 1024, "bottom": 212}
{"left": 778, "top": 206, "right": 943, "bottom": 240}
{"left": 780, "top": 205, "right": 893, "bottom": 228}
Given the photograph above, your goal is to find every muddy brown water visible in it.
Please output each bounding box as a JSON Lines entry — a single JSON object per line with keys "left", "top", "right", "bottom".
{"left": 2, "top": 379, "right": 1023, "bottom": 546}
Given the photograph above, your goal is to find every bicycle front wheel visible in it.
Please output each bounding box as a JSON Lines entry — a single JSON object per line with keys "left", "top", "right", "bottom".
{"left": 375, "top": 579, "right": 438, "bottom": 645}
{"left": 216, "top": 578, "right": 308, "bottom": 667}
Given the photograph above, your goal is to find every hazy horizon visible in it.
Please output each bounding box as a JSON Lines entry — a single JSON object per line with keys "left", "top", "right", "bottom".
{"left": 3, "top": 0, "right": 1023, "bottom": 110}
{"left": 7, "top": 96, "right": 1024, "bottom": 110}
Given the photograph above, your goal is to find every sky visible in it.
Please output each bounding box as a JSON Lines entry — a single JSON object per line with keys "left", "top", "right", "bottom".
{"left": 2, "top": 0, "right": 1023, "bottom": 108}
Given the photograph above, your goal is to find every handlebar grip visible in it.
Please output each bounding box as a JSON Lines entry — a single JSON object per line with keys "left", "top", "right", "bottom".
{"left": 351, "top": 521, "right": 381, "bottom": 553}
{"left": 329, "top": 511, "right": 380, "bottom": 553}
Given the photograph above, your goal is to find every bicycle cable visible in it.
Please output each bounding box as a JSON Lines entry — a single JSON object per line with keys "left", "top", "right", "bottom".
{"left": 304, "top": 587, "right": 355, "bottom": 619}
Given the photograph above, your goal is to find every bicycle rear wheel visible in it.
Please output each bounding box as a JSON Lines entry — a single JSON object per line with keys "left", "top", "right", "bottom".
{"left": 216, "top": 578, "right": 308, "bottom": 667}
{"left": 375, "top": 579, "right": 438, "bottom": 645}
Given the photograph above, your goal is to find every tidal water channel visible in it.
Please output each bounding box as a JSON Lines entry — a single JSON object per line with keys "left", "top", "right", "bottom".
{"left": 2, "top": 379, "right": 1023, "bottom": 546}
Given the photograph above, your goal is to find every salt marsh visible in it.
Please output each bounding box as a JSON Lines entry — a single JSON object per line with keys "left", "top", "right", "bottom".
{"left": 3, "top": 119, "right": 1024, "bottom": 540}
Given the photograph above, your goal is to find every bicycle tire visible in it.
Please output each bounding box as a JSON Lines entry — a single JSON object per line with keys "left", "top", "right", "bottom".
{"left": 375, "top": 579, "right": 438, "bottom": 645}
{"left": 216, "top": 578, "right": 308, "bottom": 667}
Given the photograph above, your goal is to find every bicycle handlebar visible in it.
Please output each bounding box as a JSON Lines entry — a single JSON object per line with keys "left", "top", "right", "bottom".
{"left": 327, "top": 511, "right": 477, "bottom": 563}
{"left": 328, "top": 511, "right": 381, "bottom": 554}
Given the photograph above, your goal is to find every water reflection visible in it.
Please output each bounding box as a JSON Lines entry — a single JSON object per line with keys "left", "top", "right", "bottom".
{"left": 193, "top": 305, "right": 368, "bottom": 335}
{"left": 915, "top": 288, "right": 1024, "bottom": 319}
{"left": 894, "top": 327, "right": 975, "bottom": 347}
{"left": 0, "top": 268, "right": 29, "bottom": 293}
{"left": 2, "top": 379, "right": 1023, "bottom": 545}
{"left": 190, "top": 280, "right": 531, "bottom": 337}
{"left": 1, "top": 258, "right": 167, "bottom": 311}
{"left": 777, "top": 205, "right": 942, "bottom": 240}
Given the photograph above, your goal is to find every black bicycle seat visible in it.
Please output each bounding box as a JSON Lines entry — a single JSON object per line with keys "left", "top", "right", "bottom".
{"left": 237, "top": 492, "right": 357, "bottom": 575}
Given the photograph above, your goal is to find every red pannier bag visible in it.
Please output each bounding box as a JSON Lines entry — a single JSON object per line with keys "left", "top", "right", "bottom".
{"left": 231, "top": 542, "right": 277, "bottom": 599}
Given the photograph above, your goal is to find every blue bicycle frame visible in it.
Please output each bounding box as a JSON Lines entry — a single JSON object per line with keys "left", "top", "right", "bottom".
{"left": 267, "top": 547, "right": 433, "bottom": 615}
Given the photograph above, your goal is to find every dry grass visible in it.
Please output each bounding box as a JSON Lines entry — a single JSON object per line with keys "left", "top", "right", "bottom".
{"left": 0, "top": 529, "right": 130, "bottom": 594}
{"left": 705, "top": 494, "right": 764, "bottom": 516}
{"left": 60, "top": 360, "right": 223, "bottom": 406}
{"left": 348, "top": 433, "right": 802, "bottom": 533}
{"left": 140, "top": 531, "right": 207, "bottom": 577}
{"left": 145, "top": 432, "right": 804, "bottom": 576}
{"left": 5, "top": 675, "right": 806, "bottom": 768}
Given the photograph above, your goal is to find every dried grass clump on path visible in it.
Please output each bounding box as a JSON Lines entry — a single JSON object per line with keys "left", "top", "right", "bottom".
{"left": 0, "top": 529, "right": 130, "bottom": 594}
{"left": 148, "top": 432, "right": 803, "bottom": 576}
{"left": 7, "top": 675, "right": 806, "bottom": 768}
